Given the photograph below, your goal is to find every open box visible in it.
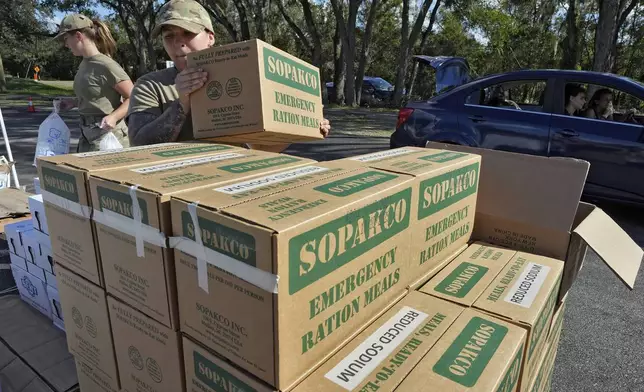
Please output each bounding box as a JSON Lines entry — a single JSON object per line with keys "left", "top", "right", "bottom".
{"left": 426, "top": 142, "right": 643, "bottom": 302}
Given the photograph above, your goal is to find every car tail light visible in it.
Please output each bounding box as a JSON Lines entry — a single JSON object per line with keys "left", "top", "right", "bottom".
{"left": 396, "top": 108, "right": 414, "bottom": 128}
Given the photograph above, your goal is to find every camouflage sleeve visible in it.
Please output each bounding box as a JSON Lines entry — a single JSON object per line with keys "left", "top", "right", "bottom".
{"left": 127, "top": 79, "right": 186, "bottom": 146}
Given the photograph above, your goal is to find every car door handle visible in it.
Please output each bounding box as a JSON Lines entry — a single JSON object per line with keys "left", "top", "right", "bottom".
{"left": 469, "top": 115, "right": 485, "bottom": 123}
{"left": 557, "top": 129, "right": 579, "bottom": 137}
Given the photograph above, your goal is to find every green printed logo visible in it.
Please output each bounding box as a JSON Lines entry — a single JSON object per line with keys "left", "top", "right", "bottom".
{"left": 219, "top": 156, "right": 301, "bottom": 173}
{"left": 41, "top": 167, "right": 79, "bottom": 202}
{"left": 496, "top": 344, "right": 523, "bottom": 392}
{"left": 289, "top": 188, "right": 411, "bottom": 294}
{"left": 433, "top": 316, "right": 508, "bottom": 387}
{"left": 419, "top": 151, "right": 467, "bottom": 163}
{"left": 97, "top": 186, "right": 149, "bottom": 224}
{"left": 434, "top": 262, "right": 489, "bottom": 298}
{"left": 264, "top": 47, "right": 320, "bottom": 96}
{"left": 528, "top": 282, "right": 558, "bottom": 361}
{"left": 418, "top": 162, "right": 479, "bottom": 220}
{"left": 151, "top": 144, "right": 232, "bottom": 157}
{"left": 194, "top": 351, "right": 257, "bottom": 392}
{"left": 182, "top": 211, "right": 256, "bottom": 266}
{"left": 313, "top": 171, "right": 399, "bottom": 197}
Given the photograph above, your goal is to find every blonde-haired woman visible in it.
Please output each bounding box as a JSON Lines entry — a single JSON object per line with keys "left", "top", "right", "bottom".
{"left": 54, "top": 14, "right": 133, "bottom": 152}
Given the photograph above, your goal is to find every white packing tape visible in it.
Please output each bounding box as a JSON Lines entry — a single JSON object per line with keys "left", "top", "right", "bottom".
{"left": 129, "top": 185, "right": 145, "bottom": 257}
{"left": 187, "top": 202, "right": 209, "bottom": 292}
{"left": 41, "top": 190, "right": 91, "bottom": 218}
{"left": 171, "top": 202, "right": 279, "bottom": 294}
{"left": 169, "top": 236, "right": 279, "bottom": 294}
{"left": 92, "top": 209, "right": 167, "bottom": 249}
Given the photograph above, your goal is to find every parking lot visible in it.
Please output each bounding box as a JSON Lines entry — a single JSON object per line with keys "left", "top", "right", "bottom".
{"left": 2, "top": 104, "right": 643, "bottom": 391}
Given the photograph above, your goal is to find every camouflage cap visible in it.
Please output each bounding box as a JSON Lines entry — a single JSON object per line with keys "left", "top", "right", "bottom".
{"left": 55, "top": 14, "right": 93, "bottom": 39}
{"left": 152, "top": 0, "right": 214, "bottom": 39}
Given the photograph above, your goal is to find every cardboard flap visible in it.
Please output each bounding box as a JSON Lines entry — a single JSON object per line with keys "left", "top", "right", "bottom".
{"left": 426, "top": 143, "right": 590, "bottom": 233}
{"left": 573, "top": 207, "right": 643, "bottom": 289}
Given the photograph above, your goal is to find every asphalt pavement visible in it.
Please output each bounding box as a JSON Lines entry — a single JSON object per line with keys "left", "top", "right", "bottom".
{"left": 1, "top": 104, "right": 643, "bottom": 391}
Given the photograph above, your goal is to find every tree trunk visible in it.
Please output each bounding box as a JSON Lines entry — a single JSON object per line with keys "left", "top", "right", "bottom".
{"left": 343, "top": 0, "right": 361, "bottom": 107}
{"left": 592, "top": 0, "right": 619, "bottom": 72}
{"left": 136, "top": 32, "right": 149, "bottom": 76}
{"left": 355, "top": 0, "right": 380, "bottom": 105}
{"left": 0, "top": 53, "right": 6, "bottom": 92}
{"left": 392, "top": 0, "right": 410, "bottom": 107}
{"left": 610, "top": 0, "right": 638, "bottom": 72}
{"left": 560, "top": 0, "right": 579, "bottom": 69}
{"left": 234, "top": 0, "right": 252, "bottom": 40}
{"left": 392, "top": 0, "right": 434, "bottom": 106}
{"left": 254, "top": 0, "right": 266, "bottom": 40}
{"left": 333, "top": 8, "right": 346, "bottom": 105}
{"left": 406, "top": 0, "right": 441, "bottom": 100}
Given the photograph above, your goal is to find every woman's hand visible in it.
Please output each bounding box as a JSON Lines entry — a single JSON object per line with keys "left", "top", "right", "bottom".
{"left": 319, "top": 118, "right": 331, "bottom": 138}
{"left": 176, "top": 67, "right": 208, "bottom": 113}
{"left": 100, "top": 114, "right": 117, "bottom": 130}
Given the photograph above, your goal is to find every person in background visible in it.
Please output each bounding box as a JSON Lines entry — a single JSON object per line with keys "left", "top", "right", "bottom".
{"left": 126, "top": 0, "right": 330, "bottom": 151}
{"left": 564, "top": 84, "right": 586, "bottom": 116}
{"left": 54, "top": 14, "right": 133, "bottom": 152}
{"left": 585, "top": 88, "right": 614, "bottom": 121}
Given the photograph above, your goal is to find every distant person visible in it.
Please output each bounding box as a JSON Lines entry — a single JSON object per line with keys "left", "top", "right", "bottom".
{"left": 54, "top": 14, "right": 133, "bottom": 152}
{"left": 564, "top": 84, "right": 586, "bottom": 116}
{"left": 126, "top": 0, "right": 330, "bottom": 152}
{"left": 585, "top": 88, "right": 614, "bottom": 121}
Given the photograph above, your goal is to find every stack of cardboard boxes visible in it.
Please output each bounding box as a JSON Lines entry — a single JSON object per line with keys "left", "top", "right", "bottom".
{"left": 6, "top": 192, "right": 62, "bottom": 330}
{"left": 36, "top": 139, "right": 642, "bottom": 392}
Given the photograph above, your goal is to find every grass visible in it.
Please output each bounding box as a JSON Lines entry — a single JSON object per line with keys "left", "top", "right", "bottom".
{"left": 0, "top": 78, "right": 74, "bottom": 107}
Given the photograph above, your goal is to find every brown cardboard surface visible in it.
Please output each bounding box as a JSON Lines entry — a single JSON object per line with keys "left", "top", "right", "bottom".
{"left": 344, "top": 147, "right": 481, "bottom": 282}
{"left": 76, "top": 357, "right": 119, "bottom": 392}
{"left": 89, "top": 150, "right": 315, "bottom": 329}
{"left": 292, "top": 291, "right": 464, "bottom": 392}
{"left": 397, "top": 308, "right": 526, "bottom": 392}
{"left": 173, "top": 159, "right": 364, "bottom": 211}
{"left": 173, "top": 168, "right": 416, "bottom": 389}
{"left": 183, "top": 336, "right": 277, "bottom": 392}
{"left": 55, "top": 265, "right": 119, "bottom": 391}
{"left": 425, "top": 142, "right": 643, "bottom": 302}
{"left": 420, "top": 242, "right": 517, "bottom": 307}
{"left": 472, "top": 252, "right": 563, "bottom": 391}
{"left": 527, "top": 301, "right": 565, "bottom": 392}
{"left": 188, "top": 39, "right": 324, "bottom": 143}
{"left": 38, "top": 143, "right": 240, "bottom": 286}
{"left": 107, "top": 296, "right": 185, "bottom": 392}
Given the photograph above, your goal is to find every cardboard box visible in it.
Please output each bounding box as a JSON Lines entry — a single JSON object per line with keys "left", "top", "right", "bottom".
{"left": 11, "top": 263, "right": 51, "bottom": 317}
{"left": 183, "top": 336, "right": 277, "bottom": 392}
{"left": 55, "top": 265, "right": 120, "bottom": 391}
{"left": 36, "top": 242, "right": 54, "bottom": 273}
{"left": 38, "top": 143, "right": 243, "bottom": 286}
{"left": 292, "top": 291, "right": 464, "bottom": 392}
{"left": 5, "top": 219, "right": 33, "bottom": 258}
{"left": 426, "top": 142, "right": 643, "bottom": 303}
{"left": 472, "top": 252, "right": 563, "bottom": 391}
{"left": 187, "top": 39, "right": 324, "bottom": 145}
{"left": 344, "top": 147, "right": 481, "bottom": 286}
{"left": 9, "top": 251, "right": 28, "bottom": 270}
{"left": 172, "top": 167, "right": 420, "bottom": 388}
{"left": 526, "top": 302, "right": 565, "bottom": 392}
{"left": 107, "top": 296, "right": 185, "bottom": 392}
{"left": 89, "top": 150, "right": 315, "bottom": 329}
{"left": 32, "top": 228, "right": 51, "bottom": 249}
{"left": 397, "top": 308, "right": 526, "bottom": 391}
{"left": 45, "top": 270, "right": 57, "bottom": 289}
{"left": 420, "top": 242, "right": 517, "bottom": 306}
{"left": 28, "top": 194, "right": 49, "bottom": 234}
{"left": 26, "top": 261, "right": 46, "bottom": 281}
{"left": 21, "top": 229, "right": 40, "bottom": 264}
{"left": 48, "top": 284, "right": 65, "bottom": 331}
{"left": 76, "top": 357, "right": 119, "bottom": 392}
